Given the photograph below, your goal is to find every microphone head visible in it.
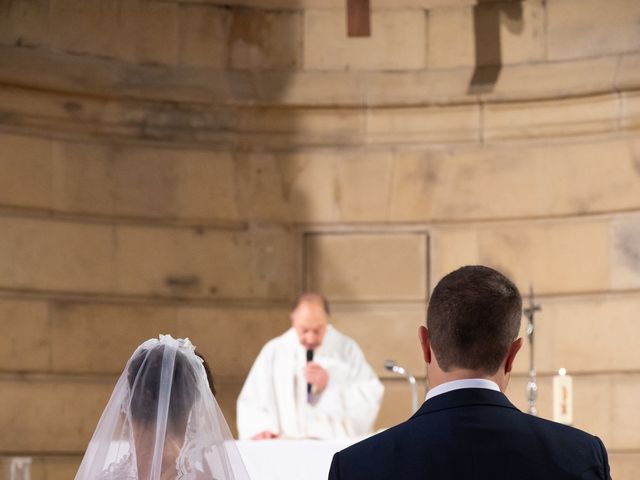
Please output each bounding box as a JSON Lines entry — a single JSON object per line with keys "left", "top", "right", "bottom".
{"left": 306, "top": 349, "right": 314, "bottom": 362}
{"left": 384, "top": 359, "right": 397, "bottom": 371}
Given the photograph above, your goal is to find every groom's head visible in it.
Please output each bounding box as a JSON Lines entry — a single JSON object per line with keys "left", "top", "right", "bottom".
{"left": 425, "top": 265, "right": 522, "bottom": 376}
{"left": 291, "top": 293, "right": 330, "bottom": 350}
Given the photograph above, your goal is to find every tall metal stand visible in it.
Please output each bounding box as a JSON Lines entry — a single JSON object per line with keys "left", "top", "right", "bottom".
{"left": 524, "top": 285, "right": 542, "bottom": 416}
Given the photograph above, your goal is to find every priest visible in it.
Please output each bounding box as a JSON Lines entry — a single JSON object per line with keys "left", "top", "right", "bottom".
{"left": 237, "top": 293, "right": 384, "bottom": 440}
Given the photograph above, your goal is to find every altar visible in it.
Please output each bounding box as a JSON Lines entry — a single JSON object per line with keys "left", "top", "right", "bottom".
{"left": 236, "top": 439, "right": 356, "bottom": 480}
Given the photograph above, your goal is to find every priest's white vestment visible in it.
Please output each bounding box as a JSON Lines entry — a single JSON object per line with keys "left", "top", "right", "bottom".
{"left": 237, "top": 325, "right": 384, "bottom": 440}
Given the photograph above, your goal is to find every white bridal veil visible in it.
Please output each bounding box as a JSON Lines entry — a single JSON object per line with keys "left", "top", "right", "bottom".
{"left": 75, "top": 335, "right": 249, "bottom": 480}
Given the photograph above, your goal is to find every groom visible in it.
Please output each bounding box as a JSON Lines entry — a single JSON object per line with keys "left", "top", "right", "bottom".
{"left": 329, "top": 265, "right": 611, "bottom": 479}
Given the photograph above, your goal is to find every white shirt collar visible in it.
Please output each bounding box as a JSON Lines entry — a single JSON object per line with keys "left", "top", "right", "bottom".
{"left": 425, "top": 378, "right": 500, "bottom": 401}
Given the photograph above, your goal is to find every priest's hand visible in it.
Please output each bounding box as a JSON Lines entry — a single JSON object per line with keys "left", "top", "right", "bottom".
{"left": 251, "top": 431, "right": 280, "bottom": 440}
{"left": 304, "top": 362, "right": 329, "bottom": 393}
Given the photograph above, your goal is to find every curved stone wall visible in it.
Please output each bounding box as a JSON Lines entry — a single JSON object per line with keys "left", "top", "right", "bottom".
{"left": 1, "top": 0, "right": 639, "bottom": 478}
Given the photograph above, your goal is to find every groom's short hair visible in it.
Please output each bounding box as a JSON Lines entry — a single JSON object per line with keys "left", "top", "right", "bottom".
{"left": 427, "top": 265, "right": 522, "bottom": 375}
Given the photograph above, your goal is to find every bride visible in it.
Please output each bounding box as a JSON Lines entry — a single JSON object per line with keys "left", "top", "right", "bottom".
{"left": 75, "top": 335, "right": 249, "bottom": 480}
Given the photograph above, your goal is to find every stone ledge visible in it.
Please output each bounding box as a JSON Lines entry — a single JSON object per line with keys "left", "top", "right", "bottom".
{"left": 0, "top": 46, "right": 638, "bottom": 107}
{"left": 1, "top": 83, "right": 636, "bottom": 148}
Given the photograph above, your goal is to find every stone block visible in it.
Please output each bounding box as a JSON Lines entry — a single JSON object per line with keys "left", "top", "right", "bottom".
{"left": 608, "top": 452, "right": 640, "bottom": 480}
{"left": 50, "top": 0, "right": 136, "bottom": 61}
{"left": 427, "top": 6, "right": 475, "bottom": 69}
{"left": 489, "top": 56, "right": 618, "bottom": 101}
{"left": 0, "top": 84, "right": 97, "bottom": 134}
{"left": 477, "top": 0, "right": 545, "bottom": 66}
{"left": 0, "top": 455, "right": 81, "bottom": 480}
{"left": 113, "top": 224, "right": 294, "bottom": 300}
{"left": 428, "top": 1, "right": 545, "bottom": 69}
{"left": 175, "top": 150, "right": 241, "bottom": 221}
{"left": 0, "top": 299, "right": 50, "bottom": 371}
{"left": 430, "top": 229, "right": 480, "bottom": 277}
{"left": 364, "top": 69, "right": 474, "bottom": 105}
{"left": 547, "top": 0, "right": 640, "bottom": 61}
{"left": 0, "top": 217, "right": 117, "bottom": 294}
{"left": 484, "top": 93, "right": 620, "bottom": 140}
{"left": 0, "top": 0, "right": 51, "bottom": 48}
{"left": 51, "top": 141, "right": 115, "bottom": 216}
{"left": 512, "top": 293, "right": 640, "bottom": 375}
{"left": 611, "top": 375, "right": 640, "bottom": 449}
{"left": 304, "top": 9, "right": 426, "bottom": 70}
{"left": 366, "top": 104, "right": 481, "bottom": 144}
{"left": 0, "top": 374, "right": 244, "bottom": 453}
{"left": 49, "top": 303, "right": 178, "bottom": 374}
{"left": 390, "top": 138, "right": 640, "bottom": 223}
{"left": 110, "top": 147, "right": 181, "bottom": 218}
{"left": 334, "top": 153, "right": 394, "bottom": 222}
{"left": 510, "top": 373, "right": 640, "bottom": 451}
{"left": 0, "top": 376, "right": 115, "bottom": 452}
{"left": 621, "top": 91, "right": 640, "bottom": 130}
{"left": 304, "top": 232, "right": 428, "bottom": 301}
{"left": 51, "top": 140, "right": 242, "bottom": 221}
{"left": 611, "top": 214, "right": 640, "bottom": 290}
{"left": 478, "top": 221, "right": 611, "bottom": 295}
{"left": 0, "top": 218, "right": 295, "bottom": 300}
{"left": 430, "top": 219, "right": 611, "bottom": 295}
{"left": 509, "top": 373, "right": 613, "bottom": 446}
{"left": 178, "top": 4, "right": 231, "bottom": 68}
{"left": 331, "top": 305, "right": 426, "bottom": 379}
{"left": 236, "top": 148, "right": 404, "bottom": 223}
{"left": 46, "top": 301, "right": 290, "bottom": 378}
{"left": 229, "top": 8, "right": 302, "bottom": 69}
{"left": 617, "top": 53, "right": 640, "bottom": 92}
{"left": 262, "top": 71, "right": 365, "bottom": 106}
{"left": 234, "top": 153, "right": 298, "bottom": 222}
{"left": 235, "top": 108, "right": 363, "bottom": 145}
{"left": 213, "top": 377, "right": 244, "bottom": 438}
{"left": 176, "top": 306, "right": 291, "bottom": 378}
{"left": 0, "top": 375, "right": 245, "bottom": 454}
{"left": 0, "top": 133, "right": 53, "bottom": 210}
{"left": 134, "top": 1, "right": 179, "bottom": 65}
{"left": 277, "top": 153, "right": 339, "bottom": 223}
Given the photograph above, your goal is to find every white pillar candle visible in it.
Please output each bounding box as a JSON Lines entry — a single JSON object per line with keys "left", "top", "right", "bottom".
{"left": 553, "top": 368, "right": 573, "bottom": 425}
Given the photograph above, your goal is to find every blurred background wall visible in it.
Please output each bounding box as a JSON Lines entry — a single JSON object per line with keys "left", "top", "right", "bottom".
{"left": 0, "top": 0, "right": 639, "bottom": 478}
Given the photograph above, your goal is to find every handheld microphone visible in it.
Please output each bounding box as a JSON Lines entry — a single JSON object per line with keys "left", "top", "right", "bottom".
{"left": 384, "top": 359, "right": 419, "bottom": 414}
{"left": 306, "top": 349, "right": 314, "bottom": 402}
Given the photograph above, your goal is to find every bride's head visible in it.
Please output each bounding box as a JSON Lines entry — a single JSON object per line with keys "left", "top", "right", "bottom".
{"left": 128, "top": 345, "right": 199, "bottom": 442}
{"left": 75, "top": 335, "right": 248, "bottom": 480}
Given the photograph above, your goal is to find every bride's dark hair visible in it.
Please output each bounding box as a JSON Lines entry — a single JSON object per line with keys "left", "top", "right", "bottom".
{"left": 127, "top": 345, "right": 200, "bottom": 437}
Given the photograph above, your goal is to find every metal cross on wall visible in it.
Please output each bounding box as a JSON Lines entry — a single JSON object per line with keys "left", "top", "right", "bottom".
{"left": 347, "top": 0, "right": 371, "bottom": 37}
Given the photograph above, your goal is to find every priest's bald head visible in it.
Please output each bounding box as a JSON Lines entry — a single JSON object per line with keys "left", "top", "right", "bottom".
{"left": 291, "top": 293, "right": 331, "bottom": 350}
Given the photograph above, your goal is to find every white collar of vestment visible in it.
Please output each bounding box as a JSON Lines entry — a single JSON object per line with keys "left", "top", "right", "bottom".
{"left": 425, "top": 378, "right": 500, "bottom": 401}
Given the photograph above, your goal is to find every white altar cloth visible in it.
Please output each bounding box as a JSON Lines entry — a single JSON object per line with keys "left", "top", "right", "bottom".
{"left": 236, "top": 439, "right": 357, "bottom": 480}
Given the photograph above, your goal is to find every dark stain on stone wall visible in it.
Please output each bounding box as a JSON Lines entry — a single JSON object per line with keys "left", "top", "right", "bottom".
{"left": 615, "top": 221, "right": 640, "bottom": 272}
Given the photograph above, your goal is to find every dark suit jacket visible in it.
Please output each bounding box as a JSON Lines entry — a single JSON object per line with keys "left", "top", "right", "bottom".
{"left": 329, "top": 388, "right": 610, "bottom": 480}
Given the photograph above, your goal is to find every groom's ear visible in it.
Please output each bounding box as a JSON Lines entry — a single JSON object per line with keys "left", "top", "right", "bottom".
{"left": 419, "top": 326, "right": 431, "bottom": 364}
{"left": 504, "top": 337, "right": 523, "bottom": 374}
